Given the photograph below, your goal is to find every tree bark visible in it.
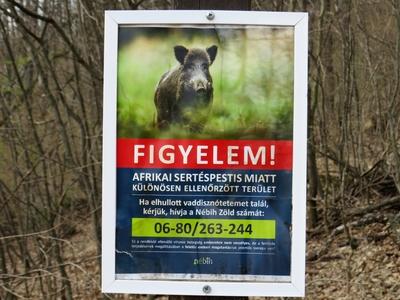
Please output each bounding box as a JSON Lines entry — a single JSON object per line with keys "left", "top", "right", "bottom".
{"left": 174, "top": 0, "right": 251, "bottom": 10}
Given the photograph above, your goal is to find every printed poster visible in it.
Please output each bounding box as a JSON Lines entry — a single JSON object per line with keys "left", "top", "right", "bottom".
{"left": 115, "top": 25, "right": 294, "bottom": 281}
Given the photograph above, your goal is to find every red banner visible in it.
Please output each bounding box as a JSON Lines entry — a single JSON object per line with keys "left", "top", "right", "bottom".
{"left": 117, "top": 138, "right": 292, "bottom": 170}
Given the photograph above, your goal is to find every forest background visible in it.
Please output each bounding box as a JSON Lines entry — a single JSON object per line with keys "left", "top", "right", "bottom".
{"left": 0, "top": 0, "right": 399, "bottom": 299}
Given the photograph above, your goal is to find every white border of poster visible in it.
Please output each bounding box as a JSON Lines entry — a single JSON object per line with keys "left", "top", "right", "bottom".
{"left": 102, "top": 10, "right": 308, "bottom": 297}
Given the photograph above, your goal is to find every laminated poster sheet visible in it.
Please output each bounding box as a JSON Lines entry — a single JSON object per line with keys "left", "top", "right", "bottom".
{"left": 116, "top": 25, "right": 293, "bottom": 281}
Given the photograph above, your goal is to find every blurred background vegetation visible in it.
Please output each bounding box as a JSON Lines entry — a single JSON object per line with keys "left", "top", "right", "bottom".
{"left": 117, "top": 26, "right": 293, "bottom": 139}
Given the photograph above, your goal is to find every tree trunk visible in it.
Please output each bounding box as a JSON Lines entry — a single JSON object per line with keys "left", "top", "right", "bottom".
{"left": 171, "top": 2, "right": 250, "bottom": 300}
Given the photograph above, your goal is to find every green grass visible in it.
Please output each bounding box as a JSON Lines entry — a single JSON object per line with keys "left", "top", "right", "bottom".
{"left": 117, "top": 28, "right": 294, "bottom": 140}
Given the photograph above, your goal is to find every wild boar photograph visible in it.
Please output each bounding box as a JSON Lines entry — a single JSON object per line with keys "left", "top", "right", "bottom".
{"left": 154, "top": 45, "right": 218, "bottom": 132}
{"left": 117, "top": 26, "right": 294, "bottom": 139}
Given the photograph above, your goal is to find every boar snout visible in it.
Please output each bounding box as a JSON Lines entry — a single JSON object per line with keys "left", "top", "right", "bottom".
{"left": 190, "top": 77, "right": 209, "bottom": 93}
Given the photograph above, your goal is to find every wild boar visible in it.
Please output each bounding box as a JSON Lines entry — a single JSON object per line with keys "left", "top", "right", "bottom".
{"left": 154, "top": 45, "right": 218, "bottom": 132}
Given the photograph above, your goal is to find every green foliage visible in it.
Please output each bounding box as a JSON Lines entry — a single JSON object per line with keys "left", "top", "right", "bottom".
{"left": 117, "top": 28, "right": 294, "bottom": 140}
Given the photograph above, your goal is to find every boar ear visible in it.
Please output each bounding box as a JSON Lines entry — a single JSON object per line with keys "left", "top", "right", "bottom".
{"left": 206, "top": 45, "right": 218, "bottom": 65}
{"left": 174, "top": 45, "right": 188, "bottom": 65}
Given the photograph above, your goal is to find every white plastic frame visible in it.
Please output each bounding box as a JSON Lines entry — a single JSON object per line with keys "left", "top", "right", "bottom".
{"left": 102, "top": 10, "right": 308, "bottom": 297}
